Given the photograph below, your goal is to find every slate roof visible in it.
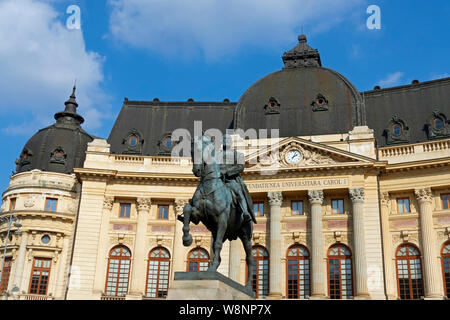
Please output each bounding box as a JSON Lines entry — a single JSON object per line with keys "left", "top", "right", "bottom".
{"left": 107, "top": 100, "right": 236, "bottom": 156}
{"left": 364, "top": 77, "right": 450, "bottom": 147}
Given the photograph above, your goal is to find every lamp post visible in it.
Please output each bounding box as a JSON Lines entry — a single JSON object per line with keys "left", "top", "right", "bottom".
{"left": 0, "top": 210, "right": 22, "bottom": 296}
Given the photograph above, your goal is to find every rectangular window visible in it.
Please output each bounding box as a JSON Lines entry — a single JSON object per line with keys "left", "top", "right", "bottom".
{"left": 9, "top": 198, "right": 16, "bottom": 211}
{"left": 44, "top": 198, "right": 57, "bottom": 212}
{"left": 253, "top": 202, "right": 264, "bottom": 217}
{"left": 158, "top": 205, "right": 169, "bottom": 220}
{"left": 119, "top": 203, "right": 131, "bottom": 218}
{"left": 0, "top": 258, "right": 12, "bottom": 292}
{"left": 442, "top": 194, "right": 450, "bottom": 210}
{"left": 397, "top": 198, "right": 411, "bottom": 214}
{"left": 292, "top": 201, "right": 304, "bottom": 216}
{"left": 331, "top": 199, "right": 344, "bottom": 215}
{"left": 28, "top": 258, "right": 51, "bottom": 295}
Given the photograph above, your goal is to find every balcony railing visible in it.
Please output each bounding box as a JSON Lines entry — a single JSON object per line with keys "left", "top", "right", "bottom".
{"left": 100, "top": 295, "right": 126, "bottom": 301}
{"left": 19, "top": 294, "right": 54, "bottom": 300}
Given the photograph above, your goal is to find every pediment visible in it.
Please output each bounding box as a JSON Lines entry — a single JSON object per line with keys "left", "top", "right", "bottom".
{"left": 245, "top": 137, "right": 376, "bottom": 170}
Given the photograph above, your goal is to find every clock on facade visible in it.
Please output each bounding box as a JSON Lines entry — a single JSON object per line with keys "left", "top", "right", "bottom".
{"left": 285, "top": 149, "right": 302, "bottom": 164}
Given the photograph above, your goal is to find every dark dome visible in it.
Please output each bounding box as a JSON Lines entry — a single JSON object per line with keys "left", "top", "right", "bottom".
{"left": 234, "top": 35, "right": 365, "bottom": 137}
{"left": 15, "top": 87, "right": 94, "bottom": 174}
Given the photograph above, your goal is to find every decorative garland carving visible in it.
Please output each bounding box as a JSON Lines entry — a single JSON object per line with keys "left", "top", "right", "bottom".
{"left": 103, "top": 196, "right": 114, "bottom": 211}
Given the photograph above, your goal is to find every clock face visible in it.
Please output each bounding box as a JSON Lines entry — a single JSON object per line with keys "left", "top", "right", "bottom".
{"left": 286, "top": 150, "right": 302, "bottom": 164}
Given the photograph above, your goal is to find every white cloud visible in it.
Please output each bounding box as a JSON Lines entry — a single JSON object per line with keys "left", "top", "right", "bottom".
{"left": 431, "top": 73, "right": 450, "bottom": 80}
{"left": 108, "top": 0, "right": 363, "bottom": 59}
{"left": 0, "top": 0, "right": 109, "bottom": 134}
{"left": 378, "top": 72, "right": 404, "bottom": 87}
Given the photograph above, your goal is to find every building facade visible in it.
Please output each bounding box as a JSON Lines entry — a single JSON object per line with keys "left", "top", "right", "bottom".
{"left": 1, "top": 35, "right": 450, "bottom": 300}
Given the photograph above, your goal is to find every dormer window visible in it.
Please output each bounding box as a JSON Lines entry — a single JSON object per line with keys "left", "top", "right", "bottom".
{"left": 163, "top": 136, "right": 172, "bottom": 148}
{"left": 129, "top": 135, "right": 138, "bottom": 147}
{"left": 50, "top": 147, "right": 67, "bottom": 165}
{"left": 264, "top": 97, "right": 280, "bottom": 115}
{"left": 311, "top": 94, "right": 329, "bottom": 112}
{"left": 393, "top": 124, "right": 402, "bottom": 136}
{"left": 434, "top": 117, "right": 444, "bottom": 130}
{"left": 123, "top": 129, "right": 144, "bottom": 155}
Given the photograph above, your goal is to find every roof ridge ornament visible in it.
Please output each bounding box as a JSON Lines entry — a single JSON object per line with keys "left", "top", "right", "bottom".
{"left": 54, "top": 85, "right": 85, "bottom": 125}
{"left": 282, "top": 34, "right": 322, "bottom": 69}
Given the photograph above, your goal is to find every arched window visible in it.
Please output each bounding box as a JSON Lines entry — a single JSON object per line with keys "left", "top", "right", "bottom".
{"left": 252, "top": 246, "right": 269, "bottom": 299}
{"left": 396, "top": 244, "right": 424, "bottom": 300}
{"left": 393, "top": 123, "right": 402, "bottom": 136}
{"left": 146, "top": 247, "right": 170, "bottom": 298}
{"left": 327, "top": 244, "right": 353, "bottom": 299}
{"left": 441, "top": 242, "right": 450, "bottom": 298}
{"left": 105, "top": 246, "right": 131, "bottom": 297}
{"left": 434, "top": 117, "right": 444, "bottom": 130}
{"left": 186, "top": 248, "right": 209, "bottom": 272}
{"left": 286, "top": 245, "right": 310, "bottom": 299}
{"left": 128, "top": 135, "right": 138, "bottom": 147}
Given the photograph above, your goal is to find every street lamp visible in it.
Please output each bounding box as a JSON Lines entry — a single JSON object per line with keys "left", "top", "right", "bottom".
{"left": 0, "top": 210, "right": 22, "bottom": 294}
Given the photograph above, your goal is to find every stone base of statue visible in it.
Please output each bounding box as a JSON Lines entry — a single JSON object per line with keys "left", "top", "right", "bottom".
{"left": 167, "top": 272, "right": 255, "bottom": 300}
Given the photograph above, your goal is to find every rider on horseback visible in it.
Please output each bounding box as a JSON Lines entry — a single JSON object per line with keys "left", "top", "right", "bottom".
{"left": 218, "top": 134, "right": 257, "bottom": 224}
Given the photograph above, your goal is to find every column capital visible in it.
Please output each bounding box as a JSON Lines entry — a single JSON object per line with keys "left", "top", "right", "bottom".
{"left": 174, "top": 198, "right": 189, "bottom": 214}
{"left": 308, "top": 190, "right": 324, "bottom": 205}
{"left": 349, "top": 188, "right": 365, "bottom": 204}
{"left": 137, "top": 197, "right": 152, "bottom": 212}
{"left": 415, "top": 188, "right": 433, "bottom": 204}
{"left": 103, "top": 196, "right": 114, "bottom": 210}
{"left": 267, "top": 192, "right": 283, "bottom": 207}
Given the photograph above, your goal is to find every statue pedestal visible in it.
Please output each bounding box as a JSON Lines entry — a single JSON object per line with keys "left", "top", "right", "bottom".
{"left": 167, "top": 272, "right": 255, "bottom": 300}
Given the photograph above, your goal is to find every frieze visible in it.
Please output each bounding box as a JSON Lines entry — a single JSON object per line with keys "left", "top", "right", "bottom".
{"left": 253, "top": 223, "right": 267, "bottom": 231}
{"left": 113, "top": 224, "right": 134, "bottom": 232}
{"left": 151, "top": 225, "right": 173, "bottom": 233}
{"left": 190, "top": 225, "right": 209, "bottom": 233}
{"left": 326, "top": 220, "right": 348, "bottom": 229}
{"left": 437, "top": 216, "right": 450, "bottom": 225}
{"left": 247, "top": 178, "right": 348, "bottom": 192}
{"left": 391, "top": 219, "right": 418, "bottom": 229}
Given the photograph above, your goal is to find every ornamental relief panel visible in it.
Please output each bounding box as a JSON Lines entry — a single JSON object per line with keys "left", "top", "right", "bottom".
{"left": 324, "top": 232, "right": 353, "bottom": 250}
{"left": 391, "top": 232, "right": 420, "bottom": 250}
{"left": 109, "top": 235, "right": 135, "bottom": 248}
{"left": 252, "top": 232, "right": 267, "bottom": 247}
{"left": 247, "top": 141, "right": 355, "bottom": 169}
{"left": 283, "top": 232, "right": 308, "bottom": 249}
{"left": 148, "top": 237, "right": 172, "bottom": 249}
{"left": 437, "top": 229, "right": 450, "bottom": 244}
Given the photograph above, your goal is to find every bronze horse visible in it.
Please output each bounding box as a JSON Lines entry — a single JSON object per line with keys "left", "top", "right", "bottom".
{"left": 177, "top": 135, "right": 254, "bottom": 290}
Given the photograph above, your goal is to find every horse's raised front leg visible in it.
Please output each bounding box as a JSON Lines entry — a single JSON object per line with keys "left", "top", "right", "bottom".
{"left": 207, "top": 213, "right": 226, "bottom": 272}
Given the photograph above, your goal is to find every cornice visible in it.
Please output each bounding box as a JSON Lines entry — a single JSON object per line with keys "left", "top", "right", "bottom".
{"left": 385, "top": 157, "right": 450, "bottom": 173}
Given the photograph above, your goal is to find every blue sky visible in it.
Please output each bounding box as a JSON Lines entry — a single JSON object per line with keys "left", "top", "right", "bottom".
{"left": 1, "top": 0, "right": 450, "bottom": 192}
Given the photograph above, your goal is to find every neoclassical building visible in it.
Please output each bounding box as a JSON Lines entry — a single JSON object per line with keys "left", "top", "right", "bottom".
{"left": 1, "top": 35, "right": 450, "bottom": 300}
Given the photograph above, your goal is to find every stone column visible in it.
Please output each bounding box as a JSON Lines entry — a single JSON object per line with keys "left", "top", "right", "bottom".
{"left": 55, "top": 235, "right": 70, "bottom": 299}
{"left": 267, "top": 191, "right": 283, "bottom": 299}
{"left": 173, "top": 199, "right": 189, "bottom": 275}
{"left": 11, "top": 231, "right": 28, "bottom": 294}
{"left": 129, "top": 197, "right": 151, "bottom": 297}
{"left": 415, "top": 188, "right": 443, "bottom": 299}
{"left": 228, "top": 240, "right": 241, "bottom": 283}
{"left": 349, "top": 188, "right": 370, "bottom": 299}
{"left": 93, "top": 196, "right": 114, "bottom": 294}
{"left": 380, "top": 192, "right": 396, "bottom": 299}
{"left": 308, "top": 190, "right": 326, "bottom": 299}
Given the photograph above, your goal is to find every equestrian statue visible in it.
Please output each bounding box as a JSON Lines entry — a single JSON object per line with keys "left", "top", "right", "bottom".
{"left": 177, "top": 134, "right": 256, "bottom": 290}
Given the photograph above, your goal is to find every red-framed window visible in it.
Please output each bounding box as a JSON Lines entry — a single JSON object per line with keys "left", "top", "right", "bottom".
{"left": 251, "top": 246, "right": 269, "bottom": 299}
{"left": 441, "top": 194, "right": 450, "bottom": 210}
{"left": 28, "top": 258, "right": 51, "bottom": 295}
{"left": 44, "top": 198, "right": 57, "bottom": 212}
{"left": 9, "top": 198, "right": 16, "bottom": 211}
{"left": 441, "top": 242, "right": 450, "bottom": 298}
{"left": 396, "top": 244, "right": 424, "bottom": 300}
{"left": 327, "top": 244, "right": 353, "bottom": 299}
{"left": 119, "top": 203, "right": 131, "bottom": 218}
{"left": 158, "top": 205, "right": 169, "bottom": 220}
{"left": 129, "top": 135, "right": 138, "bottom": 147}
{"left": 393, "top": 123, "right": 402, "bottom": 136}
{"left": 253, "top": 202, "right": 264, "bottom": 217}
{"left": 331, "top": 199, "right": 344, "bottom": 215}
{"left": 397, "top": 198, "right": 411, "bottom": 214}
{"left": 286, "top": 245, "right": 310, "bottom": 299}
{"left": 146, "top": 247, "right": 170, "bottom": 298}
{"left": 434, "top": 117, "right": 444, "bottom": 130}
{"left": 105, "top": 246, "right": 131, "bottom": 297}
{"left": 291, "top": 201, "right": 304, "bottom": 216}
{"left": 187, "top": 248, "right": 209, "bottom": 272}
{"left": 0, "top": 257, "right": 12, "bottom": 292}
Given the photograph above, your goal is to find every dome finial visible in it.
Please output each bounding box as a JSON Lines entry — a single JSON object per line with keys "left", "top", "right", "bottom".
{"left": 71, "top": 79, "right": 77, "bottom": 98}
{"left": 298, "top": 34, "right": 307, "bottom": 43}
